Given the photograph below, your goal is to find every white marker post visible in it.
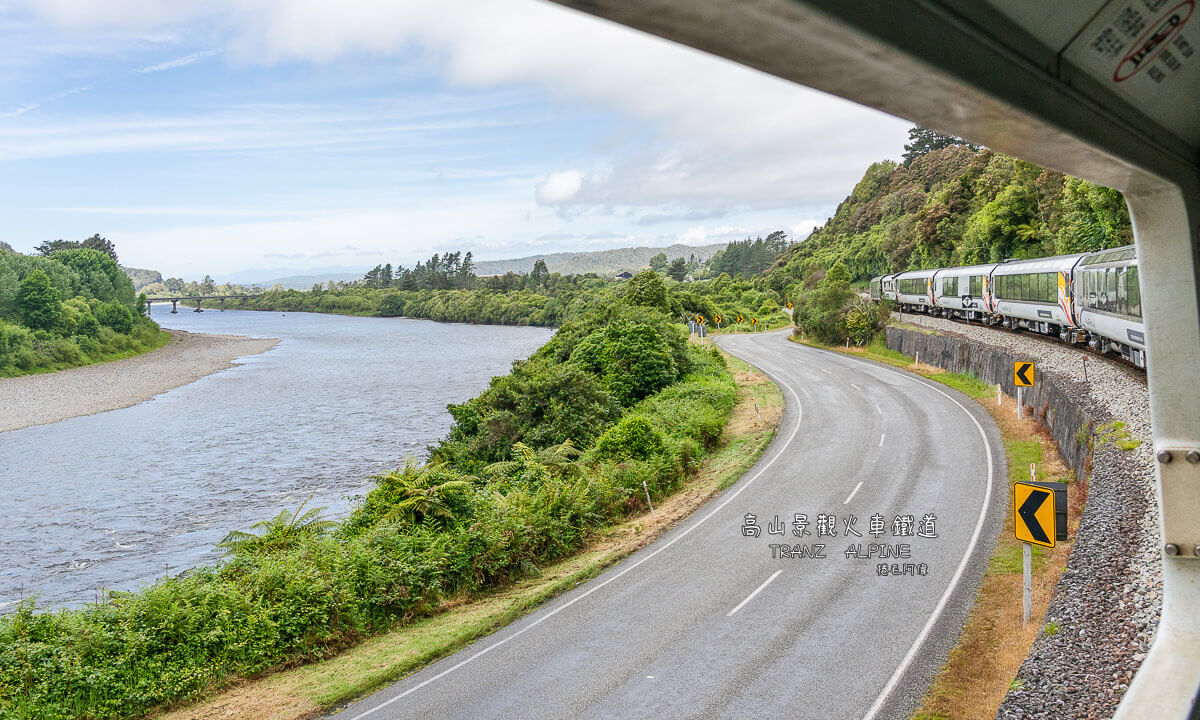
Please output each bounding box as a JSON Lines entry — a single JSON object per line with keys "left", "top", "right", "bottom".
{"left": 1017, "top": 386, "right": 1024, "bottom": 420}
{"left": 1023, "top": 462, "right": 1036, "bottom": 623}
{"left": 1023, "top": 541, "right": 1032, "bottom": 623}
{"left": 997, "top": 384, "right": 1002, "bottom": 406}
{"left": 642, "top": 479, "right": 656, "bottom": 520}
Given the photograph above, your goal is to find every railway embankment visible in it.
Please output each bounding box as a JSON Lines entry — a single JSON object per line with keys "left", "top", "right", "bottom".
{"left": 885, "top": 317, "right": 1159, "bottom": 719}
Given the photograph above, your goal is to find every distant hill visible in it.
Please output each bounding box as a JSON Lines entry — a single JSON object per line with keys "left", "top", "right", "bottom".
{"left": 117, "top": 242, "right": 731, "bottom": 293}
{"left": 254, "top": 272, "right": 365, "bottom": 290}
{"left": 122, "top": 266, "right": 162, "bottom": 291}
{"left": 473, "top": 243, "right": 727, "bottom": 277}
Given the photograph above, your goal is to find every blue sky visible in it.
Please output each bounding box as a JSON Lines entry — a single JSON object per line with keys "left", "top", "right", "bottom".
{"left": 0, "top": 0, "right": 911, "bottom": 279}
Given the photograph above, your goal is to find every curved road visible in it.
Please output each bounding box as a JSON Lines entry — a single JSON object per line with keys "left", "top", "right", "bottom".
{"left": 328, "top": 329, "right": 1005, "bottom": 720}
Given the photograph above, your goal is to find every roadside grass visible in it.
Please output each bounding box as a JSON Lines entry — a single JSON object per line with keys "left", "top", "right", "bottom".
{"left": 155, "top": 354, "right": 784, "bottom": 720}
{"left": 793, "top": 331, "right": 1084, "bottom": 720}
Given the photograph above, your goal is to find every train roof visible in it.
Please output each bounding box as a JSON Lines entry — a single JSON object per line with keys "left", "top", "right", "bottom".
{"left": 1078, "top": 245, "right": 1137, "bottom": 266}
{"left": 893, "top": 268, "right": 938, "bottom": 279}
{"left": 934, "top": 262, "right": 1001, "bottom": 276}
{"left": 989, "top": 253, "right": 1087, "bottom": 275}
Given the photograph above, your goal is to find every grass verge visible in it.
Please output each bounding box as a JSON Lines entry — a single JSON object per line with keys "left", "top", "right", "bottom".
{"left": 154, "top": 355, "right": 783, "bottom": 720}
{"left": 791, "top": 331, "right": 1085, "bottom": 720}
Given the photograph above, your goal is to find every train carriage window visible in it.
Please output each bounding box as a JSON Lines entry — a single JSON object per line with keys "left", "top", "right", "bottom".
{"left": 1117, "top": 268, "right": 1127, "bottom": 316}
{"left": 1127, "top": 267, "right": 1141, "bottom": 318}
{"left": 970, "top": 275, "right": 982, "bottom": 297}
{"left": 944, "top": 277, "right": 957, "bottom": 296}
{"left": 1106, "top": 268, "right": 1117, "bottom": 311}
{"left": 1037, "top": 273, "right": 1047, "bottom": 302}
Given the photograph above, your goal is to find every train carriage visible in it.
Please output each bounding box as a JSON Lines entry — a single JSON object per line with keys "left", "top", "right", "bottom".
{"left": 869, "top": 274, "right": 898, "bottom": 303}
{"left": 987, "top": 254, "right": 1085, "bottom": 336}
{"left": 893, "top": 269, "right": 937, "bottom": 313}
{"left": 932, "top": 263, "right": 997, "bottom": 321}
{"left": 1072, "top": 245, "right": 1146, "bottom": 368}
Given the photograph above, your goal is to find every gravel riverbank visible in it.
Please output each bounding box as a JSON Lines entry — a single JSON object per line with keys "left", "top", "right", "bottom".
{"left": 894, "top": 313, "right": 1159, "bottom": 719}
{"left": 0, "top": 329, "right": 279, "bottom": 433}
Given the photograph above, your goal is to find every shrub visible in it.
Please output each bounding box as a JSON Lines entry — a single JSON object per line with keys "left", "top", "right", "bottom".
{"left": 593, "top": 415, "right": 666, "bottom": 461}
{"left": 94, "top": 301, "right": 135, "bottom": 334}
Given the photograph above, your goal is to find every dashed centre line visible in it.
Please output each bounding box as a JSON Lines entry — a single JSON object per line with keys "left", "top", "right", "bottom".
{"left": 726, "top": 570, "right": 784, "bottom": 617}
{"left": 843, "top": 481, "right": 864, "bottom": 505}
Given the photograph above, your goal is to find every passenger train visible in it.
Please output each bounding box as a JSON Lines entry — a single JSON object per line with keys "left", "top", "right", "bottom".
{"left": 869, "top": 244, "right": 1146, "bottom": 368}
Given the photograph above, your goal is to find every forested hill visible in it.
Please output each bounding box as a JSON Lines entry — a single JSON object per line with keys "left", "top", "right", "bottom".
{"left": 770, "top": 144, "right": 1133, "bottom": 284}
{"left": 473, "top": 243, "right": 726, "bottom": 277}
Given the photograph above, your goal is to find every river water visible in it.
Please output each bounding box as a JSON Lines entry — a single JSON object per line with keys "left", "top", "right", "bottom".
{"left": 0, "top": 310, "right": 552, "bottom": 611}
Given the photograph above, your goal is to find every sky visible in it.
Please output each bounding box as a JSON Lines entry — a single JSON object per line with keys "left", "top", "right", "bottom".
{"left": 0, "top": 0, "right": 912, "bottom": 280}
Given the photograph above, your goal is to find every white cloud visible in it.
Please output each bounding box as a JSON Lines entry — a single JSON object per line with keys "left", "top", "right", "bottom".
{"left": 534, "top": 170, "right": 582, "bottom": 205}
{"left": 16, "top": 0, "right": 910, "bottom": 211}
{"left": 136, "top": 48, "right": 218, "bottom": 73}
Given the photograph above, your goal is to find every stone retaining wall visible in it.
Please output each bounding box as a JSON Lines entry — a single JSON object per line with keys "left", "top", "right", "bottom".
{"left": 885, "top": 326, "right": 1093, "bottom": 478}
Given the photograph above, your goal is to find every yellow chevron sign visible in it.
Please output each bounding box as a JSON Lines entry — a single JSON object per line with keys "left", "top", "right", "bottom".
{"left": 1014, "top": 481, "right": 1055, "bottom": 548}
{"left": 1014, "top": 362, "right": 1035, "bottom": 387}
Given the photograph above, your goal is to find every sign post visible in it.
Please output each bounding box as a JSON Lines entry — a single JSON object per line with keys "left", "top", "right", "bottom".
{"left": 1014, "top": 479, "right": 1062, "bottom": 623}
{"left": 1014, "top": 361, "right": 1035, "bottom": 420}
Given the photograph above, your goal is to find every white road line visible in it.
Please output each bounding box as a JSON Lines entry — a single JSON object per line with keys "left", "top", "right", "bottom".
{"left": 345, "top": 342, "right": 806, "bottom": 720}
{"left": 879, "top": 433, "right": 885, "bottom": 447}
{"left": 842, "top": 361, "right": 996, "bottom": 720}
{"left": 819, "top": 367, "right": 833, "bottom": 375}
{"left": 851, "top": 383, "right": 862, "bottom": 391}
{"left": 726, "top": 570, "right": 783, "bottom": 617}
{"left": 843, "top": 481, "right": 864, "bottom": 505}
{"left": 873, "top": 402, "right": 882, "bottom": 415}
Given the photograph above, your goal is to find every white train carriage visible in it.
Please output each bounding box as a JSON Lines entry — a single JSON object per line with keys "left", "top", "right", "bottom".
{"left": 869, "top": 274, "right": 898, "bottom": 302}
{"left": 988, "top": 254, "right": 1085, "bottom": 335}
{"left": 893, "top": 269, "right": 937, "bottom": 313}
{"left": 1072, "top": 245, "right": 1146, "bottom": 368}
{"left": 932, "top": 263, "right": 997, "bottom": 321}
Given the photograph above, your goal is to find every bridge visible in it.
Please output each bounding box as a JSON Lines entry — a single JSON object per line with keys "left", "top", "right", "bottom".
{"left": 144, "top": 295, "right": 260, "bottom": 314}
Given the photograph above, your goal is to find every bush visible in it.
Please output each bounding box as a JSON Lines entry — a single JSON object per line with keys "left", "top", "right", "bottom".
{"left": 593, "top": 415, "right": 666, "bottom": 461}
{"left": 94, "top": 301, "right": 135, "bottom": 334}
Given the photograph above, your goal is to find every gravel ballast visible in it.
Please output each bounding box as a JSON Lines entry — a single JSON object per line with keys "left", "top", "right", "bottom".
{"left": 0, "top": 329, "right": 279, "bottom": 433}
{"left": 894, "top": 313, "right": 1159, "bottom": 719}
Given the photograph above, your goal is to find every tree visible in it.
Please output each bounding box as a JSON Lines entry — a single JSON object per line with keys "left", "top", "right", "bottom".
{"left": 165, "top": 277, "right": 184, "bottom": 293}
{"left": 667, "top": 257, "right": 688, "bottom": 281}
{"left": 200, "top": 275, "right": 216, "bottom": 295}
{"left": 34, "top": 234, "right": 119, "bottom": 262}
{"left": 15, "top": 268, "right": 63, "bottom": 330}
{"left": 530, "top": 258, "right": 550, "bottom": 287}
{"left": 648, "top": 252, "right": 669, "bottom": 273}
{"left": 381, "top": 263, "right": 394, "bottom": 287}
{"left": 81, "top": 234, "right": 118, "bottom": 262}
{"left": 34, "top": 240, "right": 78, "bottom": 257}
{"left": 624, "top": 270, "right": 669, "bottom": 310}
{"left": 902, "top": 126, "right": 979, "bottom": 165}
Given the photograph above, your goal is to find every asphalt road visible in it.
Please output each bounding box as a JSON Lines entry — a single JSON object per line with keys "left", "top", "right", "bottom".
{"left": 328, "top": 329, "right": 1005, "bottom": 720}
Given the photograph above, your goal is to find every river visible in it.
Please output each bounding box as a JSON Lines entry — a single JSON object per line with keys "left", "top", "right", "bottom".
{"left": 0, "top": 310, "right": 552, "bottom": 611}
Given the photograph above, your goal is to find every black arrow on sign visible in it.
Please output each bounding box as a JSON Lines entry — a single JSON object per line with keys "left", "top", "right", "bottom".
{"left": 1016, "top": 363, "right": 1033, "bottom": 385}
{"left": 1018, "top": 488, "right": 1051, "bottom": 544}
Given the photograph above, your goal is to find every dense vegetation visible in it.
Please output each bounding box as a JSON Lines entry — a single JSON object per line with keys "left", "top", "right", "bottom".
{"left": 0, "top": 276, "right": 740, "bottom": 720}
{"left": 774, "top": 128, "right": 1133, "bottom": 345}
{"left": 0, "top": 240, "right": 166, "bottom": 376}
{"left": 221, "top": 263, "right": 792, "bottom": 330}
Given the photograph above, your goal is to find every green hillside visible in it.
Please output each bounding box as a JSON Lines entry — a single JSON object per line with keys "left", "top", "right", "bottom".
{"left": 769, "top": 143, "right": 1132, "bottom": 286}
